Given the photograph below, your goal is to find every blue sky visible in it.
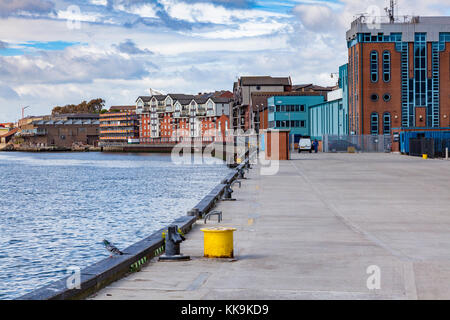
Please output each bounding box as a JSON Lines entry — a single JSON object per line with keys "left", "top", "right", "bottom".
{"left": 0, "top": 0, "right": 449, "bottom": 122}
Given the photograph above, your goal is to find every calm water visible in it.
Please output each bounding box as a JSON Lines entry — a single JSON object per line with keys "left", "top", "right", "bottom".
{"left": 0, "top": 152, "right": 231, "bottom": 299}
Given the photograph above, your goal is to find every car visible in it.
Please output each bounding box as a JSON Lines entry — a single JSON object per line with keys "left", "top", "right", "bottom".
{"left": 298, "top": 137, "right": 312, "bottom": 153}
{"left": 328, "top": 140, "right": 360, "bottom": 152}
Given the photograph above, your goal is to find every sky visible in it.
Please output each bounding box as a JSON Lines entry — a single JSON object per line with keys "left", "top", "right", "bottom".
{"left": 0, "top": 0, "right": 449, "bottom": 122}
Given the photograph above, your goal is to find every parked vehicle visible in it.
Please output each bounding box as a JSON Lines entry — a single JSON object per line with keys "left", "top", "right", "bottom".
{"left": 328, "top": 140, "right": 360, "bottom": 152}
{"left": 298, "top": 137, "right": 312, "bottom": 153}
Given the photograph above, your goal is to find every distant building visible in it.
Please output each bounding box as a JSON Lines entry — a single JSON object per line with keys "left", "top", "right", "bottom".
{"left": 99, "top": 110, "right": 139, "bottom": 146}
{"left": 266, "top": 94, "right": 325, "bottom": 139}
{"left": 233, "top": 76, "right": 292, "bottom": 131}
{"left": 17, "top": 118, "right": 100, "bottom": 148}
{"left": 108, "top": 106, "right": 136, "bottom": 113}
{"left": 0, "top": 128, "right": 18, "bottom": 144}
{"left": 292, "top": 84, "right": 336, "bottom": 100}
{"left": 309, "top": 64, "right": 349, "bottom": 140}
{"left": 346, "top": 15, "right": 450, "bottom": 151}
{"left": 18, "top": 116, "right": 50, "bottom": 127}
{"left": 136, "top": 93, "right": 232, "bottom": 143}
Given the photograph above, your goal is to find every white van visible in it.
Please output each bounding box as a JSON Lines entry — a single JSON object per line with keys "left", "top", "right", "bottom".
{"left": 298, "top": 137, "right": 312, "bottom": 153}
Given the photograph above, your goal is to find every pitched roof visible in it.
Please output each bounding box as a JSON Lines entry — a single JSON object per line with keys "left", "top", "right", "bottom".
{"left": 240, "top": 76, "right": 291, "bottom": 86}
{"left": 137, "top": 96, "right": 152, "bottom": 102}
{"left": 0, "top": 128, "right": 18, "bottom": 138}
{"left": 292, "top": 84, "right": 334, "bottom": 92}
{"left": 211, "top": 97, "right": 233, "bottom": 103}
{"left": 167, "top": 94, "right": 195, "bottom": 100}
{"left": 109, "top": 105, "right": 136, "bottom": 111}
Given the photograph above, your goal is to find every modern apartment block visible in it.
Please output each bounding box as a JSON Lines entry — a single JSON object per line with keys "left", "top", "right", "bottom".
{"left": 233, "top": 76, "right": 292, "bottom": 132}
{"left": 99, "top": 107, "right": 139, "bottom": 146}
{"left": 346, "top": 16, "right": 450, "bottom": 149}
{"left": 136, "top": 93, "right": 232, "bottom": 143}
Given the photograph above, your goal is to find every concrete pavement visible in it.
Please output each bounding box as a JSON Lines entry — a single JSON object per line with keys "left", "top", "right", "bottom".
{"left": 89, "top": 153, "right": 450, "bottom": 300}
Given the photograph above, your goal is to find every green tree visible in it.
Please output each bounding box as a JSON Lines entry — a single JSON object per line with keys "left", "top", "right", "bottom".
{"left": 52, "top": 98, "right": 105, "bottom": 115}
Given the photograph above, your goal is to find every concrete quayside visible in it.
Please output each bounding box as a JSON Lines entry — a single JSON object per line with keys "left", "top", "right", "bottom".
{"left": 88, "top": 152, "right": 450, "bottom": 300}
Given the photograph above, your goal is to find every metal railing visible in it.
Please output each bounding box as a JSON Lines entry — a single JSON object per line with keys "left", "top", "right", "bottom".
{"left": 323, "top": 135, "right": 392, "bottom": 153}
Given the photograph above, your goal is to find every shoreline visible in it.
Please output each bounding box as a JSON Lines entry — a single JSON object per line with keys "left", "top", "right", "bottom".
{"left": 16, "top": 157, "right": 246, "bottom": 300}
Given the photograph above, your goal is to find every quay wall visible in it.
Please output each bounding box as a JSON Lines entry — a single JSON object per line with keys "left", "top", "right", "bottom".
{"left": 17, "top": 159, "right": 248, "bottom": 300}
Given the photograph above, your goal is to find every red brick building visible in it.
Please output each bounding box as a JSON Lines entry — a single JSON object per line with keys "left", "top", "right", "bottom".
{"left": 346, "top": 16, "right": 450, "bottom": 151}
{"left": 136, "top": 93, "right": 232, "bottom": 143}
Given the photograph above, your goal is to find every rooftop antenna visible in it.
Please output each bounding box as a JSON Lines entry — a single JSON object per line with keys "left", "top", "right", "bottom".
{"left": 385, "top": 0, "right": 396, "bottom": 23}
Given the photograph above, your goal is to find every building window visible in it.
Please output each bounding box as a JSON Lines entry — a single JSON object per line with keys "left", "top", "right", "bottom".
{"left": 383, "top": 112, "right": 391, "bottom": 135}
{"left": 383, "top": 51, "right": 391, "bottom": 82}
{"left": 414, "top": 33, "right": 427, "bottom": 106}
{"left": 300, "top": 120, "right": 305, "bottom": 128}
{"left": 300, "top": 105, "right": 305, "bottom": 112}
{"left": 370, "top": 51, "right": 378, "bottom": 82}
{"left": 371, "top": 113, "right": 379, "bottom": 135}
{"left": 371, "top": 94, "right": 379, "bottom": 102}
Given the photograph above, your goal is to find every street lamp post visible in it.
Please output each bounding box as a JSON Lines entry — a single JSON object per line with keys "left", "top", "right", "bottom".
{"left": 21, "top": 106, "right": 30, "bottom": 120}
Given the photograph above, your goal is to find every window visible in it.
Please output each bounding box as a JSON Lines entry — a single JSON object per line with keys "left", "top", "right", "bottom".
{"left": 383, "top": 112, "right": 391, "bottom": 135}
{"left": 414, "top": 33, "right": 427, "bottom": 106}
{"left": 371, "top": 113, "right": 379, "bottom": 135}
{"left": 300, "top": 120, "right": 305, "bottom": 128}
{"left": 295, "top": 105, "right": 300, "bottom": 112}
{"left": 371, "top": 94, "right": 379, "bottom": 102}
{"left": 383, "top": 51, "right": 391, "bottom": 82}
{"left": 300, "top": 105, "right": 305, "bottom": 112}
{"left": 276, "top": 106, "right": 280, "bottom": 112}
{"left": 370, "top": 51, "right": 378, "bottom": 82}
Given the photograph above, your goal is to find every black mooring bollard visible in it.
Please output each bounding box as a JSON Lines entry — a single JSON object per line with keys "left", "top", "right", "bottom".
{"left": 222, "top": 180, "right": 241, "bottom": 201}
{"left": 238, "top": 167, "right": 246, "bottom": 179}
{"left": 159, "top": 225, "right": 190, "bottom": 261}
{"left": 187, "top": 208, "right": 200, "bottom": 218}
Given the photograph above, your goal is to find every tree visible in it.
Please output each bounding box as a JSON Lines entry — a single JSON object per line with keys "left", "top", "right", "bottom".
{"left": 52, "top": 98, "right": 105, "bottom": 115}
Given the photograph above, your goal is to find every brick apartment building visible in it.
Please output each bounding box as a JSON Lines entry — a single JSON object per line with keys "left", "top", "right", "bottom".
{"left": 346, "top": 16, "right": 450, "bottom": 151}
{"left": 136, "top": 92, "right": 232, "bottom": 143}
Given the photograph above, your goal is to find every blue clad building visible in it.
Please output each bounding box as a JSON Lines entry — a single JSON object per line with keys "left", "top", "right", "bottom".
{"left": 309, "top": 64, "right": 349, "bottom": 140}
{"left": 267, "top": 95, "right": 325, "bottom": 139}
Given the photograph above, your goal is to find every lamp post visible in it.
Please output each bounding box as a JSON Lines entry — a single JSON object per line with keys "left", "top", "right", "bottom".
{"left": 21, "top": 106, "right": 30, "bottom": 120}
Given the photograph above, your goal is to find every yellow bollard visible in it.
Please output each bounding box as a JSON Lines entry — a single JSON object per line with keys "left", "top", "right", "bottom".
{"left": 423, "top": 154, "right": 428, "bottom": 160}
{"left": 200, "top": 227, "right": 236, "bottom": 258}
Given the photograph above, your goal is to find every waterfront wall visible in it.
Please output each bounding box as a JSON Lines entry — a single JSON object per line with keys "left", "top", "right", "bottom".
{"left": 17, "top": 159, "right": 247, "bottom": 300}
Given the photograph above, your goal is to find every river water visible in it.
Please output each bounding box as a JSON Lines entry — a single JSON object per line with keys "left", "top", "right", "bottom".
{"left": 0, "top": 152, "right": 231, "bottom": 299}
